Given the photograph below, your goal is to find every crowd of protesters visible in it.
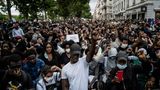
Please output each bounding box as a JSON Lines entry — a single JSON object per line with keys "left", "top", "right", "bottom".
{"left": 0, "top": 18, "right": 160, "bottom": 90}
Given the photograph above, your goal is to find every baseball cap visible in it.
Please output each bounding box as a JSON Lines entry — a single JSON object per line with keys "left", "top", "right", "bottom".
{"left": 117, "top": 51, "right": 128, "bottom": 61}
{"left": 70, "top": 44, "right": 81, "bottom": 55}
{"left": 138, "top": 48, "right": 147, "bottom": 55}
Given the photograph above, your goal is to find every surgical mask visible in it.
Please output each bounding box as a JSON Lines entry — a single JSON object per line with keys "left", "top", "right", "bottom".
{"left": 44, "top": 77, "right": 53, "bottom": 83}
{"left": 121, "top": 44, "right": 128, "bottom": 49}
{"left": 65, "top": 49, "right": 70, "bottom": 53}
{"left": 82, "top": 45, "right": 87, "bottom": 49}
{"left": 117, "top": 64, "right": 127, "bottom": 70}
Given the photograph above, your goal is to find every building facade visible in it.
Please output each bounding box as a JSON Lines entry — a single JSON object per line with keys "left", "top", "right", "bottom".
{"left": 112, "top": 0, "right": 160, "bottom": 20}
{"left": 93, "top": 0, "right": 113, "bottom": 20}
{"left": 106, "top": 0, "right": 113, "bottom": 20}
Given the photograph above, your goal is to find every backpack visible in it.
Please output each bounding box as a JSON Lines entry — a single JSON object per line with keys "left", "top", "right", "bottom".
{"left": 89, "top": 63, "right": 106, "bottom": 90}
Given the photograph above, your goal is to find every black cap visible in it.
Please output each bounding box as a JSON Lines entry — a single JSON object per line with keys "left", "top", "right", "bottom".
{"left": 117, "top": 51, "right": 128, "bottom": 61}
{"left": 70, "top": 44, "right": 81, "bottom": 55}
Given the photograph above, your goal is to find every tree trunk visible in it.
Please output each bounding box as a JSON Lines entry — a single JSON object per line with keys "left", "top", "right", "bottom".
{"left": 6, "top": 0, "right": 12, "bottom": 20}
{"left": 44, "top": 10, "right": 47, "bottom": 20}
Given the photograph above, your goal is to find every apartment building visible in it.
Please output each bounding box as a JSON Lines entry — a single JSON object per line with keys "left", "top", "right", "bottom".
{"left": 112, "top": 0, "right": 160, "bottom": 20}
{"left": 93, "top": 0, "right": 113, "bottom": 20}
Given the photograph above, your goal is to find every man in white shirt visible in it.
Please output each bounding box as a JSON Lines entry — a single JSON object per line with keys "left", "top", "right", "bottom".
{"left": 12, "top": 22, "right": 24, "bottom": 38}
{"left": 61, "top": 31, "right": 98, "bottom": 90}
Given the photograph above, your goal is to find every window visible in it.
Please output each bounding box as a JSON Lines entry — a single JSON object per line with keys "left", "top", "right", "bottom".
{"left": 141, "top": 0, "right": 145, "bottom": 3}
{"left": 127, "top": 0, "right": 129, "bottom": 8}
{"left": 133, "top": 0, "right": 135, "bottom": 5}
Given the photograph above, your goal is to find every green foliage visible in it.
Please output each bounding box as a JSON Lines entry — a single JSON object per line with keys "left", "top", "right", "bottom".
{"left": 1, "top": 0, "right": 92, "bottom": 20}
{"left": 0, "top": 0, "right": 6, "bottom": 12}
{"left": 81, "top": 2, "right": 92, "bottom": 18}
{"left": 56, "top": 0, "right": 91, "bottom": 19}
{"left": 0, "top": 14, "right": 7, "bottom": 20}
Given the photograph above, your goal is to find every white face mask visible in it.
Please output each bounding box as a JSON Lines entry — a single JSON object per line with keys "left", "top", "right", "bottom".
{"left": 44, "top": 77, "right": 53, "bottom": 83}
{"left": 121, "top": 44, "right": 128, "bottom": 49}
{"left": 117, "top": 64, "right": 127, "bottom": 70}
{"left": 65, "top": 49, "right": 70, "bottom": 53}
{"left": 82, "top": 45, "right": 87, "bottom": 49}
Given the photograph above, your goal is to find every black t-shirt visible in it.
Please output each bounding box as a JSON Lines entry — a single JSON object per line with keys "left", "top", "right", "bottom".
{"left": 60, "top": 53, "right": 70, "bottom": 65}
{"left": 38, "top": 52, "right": 61, "bottom": 67}
{"left": 1, "top": 71, "right": 33, "bottom": 90}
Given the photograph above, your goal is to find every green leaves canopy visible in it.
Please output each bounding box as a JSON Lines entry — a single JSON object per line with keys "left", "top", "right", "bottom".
{"left": 1, "top": 0, "right": 92, "bottom": 19}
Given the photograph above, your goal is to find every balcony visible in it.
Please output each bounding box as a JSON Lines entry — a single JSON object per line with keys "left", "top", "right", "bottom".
{"left": 141, "top": 0, "right": 145, "bottom": 3}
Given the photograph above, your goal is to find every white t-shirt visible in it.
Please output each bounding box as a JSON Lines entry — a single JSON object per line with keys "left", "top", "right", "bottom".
{"left": 12, "top": 28, "right": 24, "bottom": 38}
{"left": 61, "top": 57, "right": 89, "bottom": 90}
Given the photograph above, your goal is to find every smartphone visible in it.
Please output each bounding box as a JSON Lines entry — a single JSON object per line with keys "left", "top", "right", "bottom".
{"left": 116, "top": 70, "right": 124, "bottom": 81}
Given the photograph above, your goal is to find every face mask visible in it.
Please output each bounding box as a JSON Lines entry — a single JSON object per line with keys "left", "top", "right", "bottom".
{"left": 44, "top": 77, "right": 53, "bottom": 83}
{"left": 82, "top": 45, "right": 87, "bottom": 49}
{"left": 121, "top": 44, "right": 128, "bottom": 49}
{"left": 65, "top": 49, "right": 70, "bottom": 53}
{"left": 117, "top": 64, "right": 127, "bottom": 70}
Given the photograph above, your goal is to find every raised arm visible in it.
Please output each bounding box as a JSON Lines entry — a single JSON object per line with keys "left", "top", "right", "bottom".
{"left": 86, "top": 31, "right": 98, "bottom": 63}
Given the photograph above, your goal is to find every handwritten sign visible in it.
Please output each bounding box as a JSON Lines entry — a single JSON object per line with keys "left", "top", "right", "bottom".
{"left": 66, "top": 34, "right": 79, "bottom": 42}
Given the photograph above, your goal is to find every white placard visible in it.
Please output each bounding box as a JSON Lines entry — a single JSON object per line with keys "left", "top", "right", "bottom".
{"left": 66, "top": 34, "right": 79, "bottom": 42}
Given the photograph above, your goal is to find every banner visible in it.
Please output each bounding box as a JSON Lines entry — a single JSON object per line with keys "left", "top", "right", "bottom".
{"left": 66, "top": 34, "right": 79, "bottom": 42}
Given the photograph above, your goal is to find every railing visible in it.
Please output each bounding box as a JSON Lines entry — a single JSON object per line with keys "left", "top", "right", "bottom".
{"left": 141, "top": 0, "right": 146, "bottom": 3}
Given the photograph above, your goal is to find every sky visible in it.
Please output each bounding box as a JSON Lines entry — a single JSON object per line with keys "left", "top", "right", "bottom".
{"left": 11, "top": 7, "right": 20, "bottom": 15}
{"left": 1, "top": 0, "right": 97, "bottom": 16}
{"left": 89, "top": 0, "right": 97, "bottom": 15}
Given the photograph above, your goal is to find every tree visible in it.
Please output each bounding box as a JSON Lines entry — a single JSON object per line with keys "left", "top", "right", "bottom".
{"left": 39, "top": 0, "right": 57, "bottom": 19}
{"left": 56, "top": 0, "right": 91, "bottom": 19}
{"left": 0, "top": 0, "right": 5, "bottom": 12}
{"left": 0, "top": 0, "right": 12, "bottom": 19}
{"left": 11, "top": 0, "right": 91, "bottom": 20}
{"left": 81, "top": 2, "right": 92, "bottom": 18}
{"left": 12, "top": 0, "right": 43, "bottom": 19}
{"left": 6, "top": 0, "right": 12, "bottom": 19}
{"left": 56, "top": 0, "right": 70, "bottom": 19}
{"left": 12, "top": 0, "right": 30, "bottom": 19}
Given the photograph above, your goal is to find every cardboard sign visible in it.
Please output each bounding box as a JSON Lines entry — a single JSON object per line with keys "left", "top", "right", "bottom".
{"left": 66, "top": 34, "right": 79, "bottom": 42}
